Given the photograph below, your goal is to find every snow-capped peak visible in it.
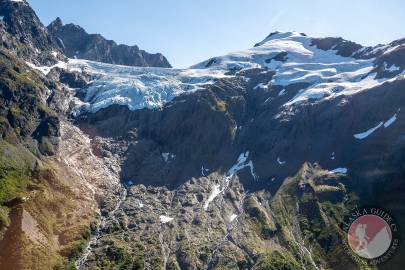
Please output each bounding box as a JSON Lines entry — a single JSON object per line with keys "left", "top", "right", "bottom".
{"left": 57, "top": 31, "right": 405, "bottom": 115}
{"left": 255, "top": 31, "right": 306, "bottom": 47}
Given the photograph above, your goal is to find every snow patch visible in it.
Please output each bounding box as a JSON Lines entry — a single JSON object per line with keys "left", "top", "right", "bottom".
{"left": 26, "top": 61, "right": 67, "bottom": 75}
{"left": 204, "top": 184, "right": 222, "bottom": 211}
{"left": 229, "top": 214, "right": 238, "bottom": 222}
{"left": 278, "top": 89, "right": 286, "bottom": 96}
{"left": 201, "top": 166, "right": 209, "bottom": 176}
{"left": 162, "top": 152, "right": 175, "bottom": 163}
{"left": 162, "top": 153, "right": 169, "bottom": 162}
{"left": 227, "top": 151, "right": 257, "bottom": 180}
{"left": 384, "top": 62, "right": 401, "bottom": 72}
{"left": 204, "top": 151, "right": 258, "bottom": 211}
{"left": 159, "top": 215, "right": 174, "bottom": 224}
{"left": 329, "top": 168, "right": 348, "bottom": 174}
{"left": 354, "top": 110, "right": 399, "bottom": 140}
{"left": 354, "top": 122, "right": 383, "bottom": 140}
{"left": 384, "top": 111, "right": 399, "bottom": 128}
{"left": 277, "top": 157, "right": 286, "bottom": 165}
{"left": 254, "top": 83, "right": 268, "bottom": 90}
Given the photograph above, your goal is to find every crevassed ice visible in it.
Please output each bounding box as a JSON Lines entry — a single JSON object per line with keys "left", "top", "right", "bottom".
{"left": 68, "top": 59, "right": 228, "bottom": 115}
{"left": 30, "top": 31, "right": 404, "bottom": 114}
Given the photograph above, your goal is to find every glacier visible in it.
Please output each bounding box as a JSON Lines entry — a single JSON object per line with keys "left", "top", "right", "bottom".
{"left": 67, "top": 59, "right": 228, "bottom": 115}
{"left": 192, "top": 31, "right": 403, "bottom": 106}
{"left": 29, "top": 31, "right": 404, "bottom": 115}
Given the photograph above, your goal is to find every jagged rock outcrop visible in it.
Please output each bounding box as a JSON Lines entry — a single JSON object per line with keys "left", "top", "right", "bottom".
{"left": 0, "top": 0, "right": 62, "bottom": 65}
{"left": 47, "top": 17, "right": 172, "bottom": 68}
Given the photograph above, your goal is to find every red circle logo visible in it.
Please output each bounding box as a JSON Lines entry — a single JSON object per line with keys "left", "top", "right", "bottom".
{"left": 348, "top": 214, "right": 392, "bottom": 259}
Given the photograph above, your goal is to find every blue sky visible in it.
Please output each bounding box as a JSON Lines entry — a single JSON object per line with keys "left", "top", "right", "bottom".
{"left": 29, "top": 0, "right": 405, "bottom": 68}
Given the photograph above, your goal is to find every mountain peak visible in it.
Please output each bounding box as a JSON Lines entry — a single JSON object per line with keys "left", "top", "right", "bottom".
{"left": 7, "top": 0, "right": 26, "bottom": 4}
{"left": 47, "top": 19, "right": 172, "bottom": 67}
{"left": 0, "top": 0, "right": 60, "bottom": 65}
{"left": 48, "top": 16, "right": 63, "bottom": 30}
{"left": 255, "top": 31, "right": 307, "bottom": 47}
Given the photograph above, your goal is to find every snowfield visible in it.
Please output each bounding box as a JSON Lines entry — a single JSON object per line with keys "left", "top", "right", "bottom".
{"left": 192, "top": 31, "right": 404, "bottom": 106}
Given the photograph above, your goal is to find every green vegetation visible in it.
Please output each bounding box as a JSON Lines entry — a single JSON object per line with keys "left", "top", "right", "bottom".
{"left": 0, "top": 141, "right": 35, "bottom": 228}
{"left": 214, "top": 99, "right": 227, "bottom": 112}
{"left": 87, "top": 238, "right": 143, "bottom": 269}
{"left": 255, "top": 250, "right": 300, "bottom": 270}
{"left": 245, "top": 196, "right": 276, "bottom": 239}
{"left": 0, "top": 206, "right": 10, "bottom": 228}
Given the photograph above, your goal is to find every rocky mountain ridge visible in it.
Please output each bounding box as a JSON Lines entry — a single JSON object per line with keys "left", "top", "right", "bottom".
{"left": 47, "top": 17, "right": 172, "bottom": 68}
{"left": 0, "top": 1, "right": 404, "bottom": 270}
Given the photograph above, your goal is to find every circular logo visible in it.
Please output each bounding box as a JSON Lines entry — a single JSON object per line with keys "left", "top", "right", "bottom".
{"left": 348, "top": 215, "right": 392, "bottom": 259}
{"left": 342, "top": 207, "right": 400, "bottom": 265}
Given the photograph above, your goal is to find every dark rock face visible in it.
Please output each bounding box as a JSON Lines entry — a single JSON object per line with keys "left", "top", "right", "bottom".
{"left": 311, "top": 37, "right": 363, "bottom": 57}
{"left": 0, "top": 0, "right": 61, "bottom": 65}
{"left": 32, "top": 116, "right": 60, "bottom": 156}
{"left": 47, "top": 17, "right": 172, "bottom": 68}
{"left": 373, "top": 45, "right": 405, "bottom": 79}
{"left": 0, "top": 49, "right": 60, "bottom": 153}
{"left": 47, "top": 67, "right": 93, "bottom": 89}
{"left": 75, "top": 66, "right": 405, "bottom": 269}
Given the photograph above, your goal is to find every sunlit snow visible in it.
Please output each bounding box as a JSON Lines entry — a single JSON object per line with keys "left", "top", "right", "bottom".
{"left": 383, "top": 111, "right": 399, "bottom": 128}
{"left": 67, "top": 59, "right": 228, "bottom": 115}
{"left": 354, "top": 110, "right": 399, "bottom": 139}
{"left": 277, "top": 157, "right": 286, "bottom": 165}
{"left": 384, "top": 62, "right": 401, "bottom": 72}
{"left": 204, "top": 151, "right": 257, "bottom": 211}
{"left": 192, "top": 31, "right": 404, "bottom": 106}
{"left": 329, "top": 168, "right": 348, "bottom": 174}
{"left": 159, "top": 215, "right": 174, "bottom": 224}
{"left": 26, "top": 61, "right": 67, "bottom": 75}
{"left": 229, "top": 214, "right": 238, "bottom": 222}
{"left": 227, "top": 151, "right": 257, "bottom": 180}
{"left": 203, "top": 184, "right": 222, "bottom": 211}
{"left": 254, "top": 83, "right": 268, "bottom": 90}
{"left": 354, "top": 122, "right": 383, "bottom": 139}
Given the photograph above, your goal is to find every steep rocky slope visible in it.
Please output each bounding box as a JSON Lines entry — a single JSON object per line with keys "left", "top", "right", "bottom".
{"left": 0, "top": 0, "right": 62, "bottom": 65}
{"left": 1, "top": 2, "right": 405, "bottom": 269}
{"left": 67, "top": 32, "right": 405, "bottom": 269}
{"left": 47, "top": 17, "right": 172, "bottom": 68}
